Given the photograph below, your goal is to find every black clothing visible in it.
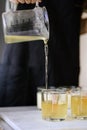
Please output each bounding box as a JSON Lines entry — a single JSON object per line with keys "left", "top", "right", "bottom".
{"left": 0, "top": 0, "right": 84, "bottom": 106}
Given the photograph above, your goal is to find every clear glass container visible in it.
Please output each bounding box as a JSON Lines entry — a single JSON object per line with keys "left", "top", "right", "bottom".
{"left": 41, "top": 88, "right": 68, "bottom": 121}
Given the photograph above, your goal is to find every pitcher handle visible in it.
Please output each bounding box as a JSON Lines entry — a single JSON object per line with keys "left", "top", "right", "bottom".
{"left": 35, "top": 1, "right": 39, "bottom": 7}
{"left": 5, "top": 0, "right": 18, "bottom": 12}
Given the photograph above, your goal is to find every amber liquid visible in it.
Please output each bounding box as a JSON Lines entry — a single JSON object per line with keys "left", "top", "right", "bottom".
{"left": 42, "top": 95, "right": 68, "bottom": 120}
{"left": 42, "top": 101, "right": 52, "bottom": 119}
{"left": 44, "top": 44, "right": 48, "bottom": 89}
{"left": 71, "top": 96, "right": 81, "bottom": 117}
{"left": 80, "top": 96, "right": 87, "bottom": 117}
{"left": 5, "top": 35, "right": 48, "bottom": 44}
{"left": 51, "top": 103, "right": 68, "bottom": 119}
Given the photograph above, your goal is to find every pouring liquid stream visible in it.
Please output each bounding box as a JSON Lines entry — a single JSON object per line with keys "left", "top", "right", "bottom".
{"left": 44, "top": 42, "right": 48, "bottom": 90}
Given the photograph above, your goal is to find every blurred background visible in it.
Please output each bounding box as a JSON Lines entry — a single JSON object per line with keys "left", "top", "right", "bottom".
{"left": 79, "top": 9, "right": 87, "bottom": 88}
{"left": 0, "top": 0, "right": 5, "bottom": 59}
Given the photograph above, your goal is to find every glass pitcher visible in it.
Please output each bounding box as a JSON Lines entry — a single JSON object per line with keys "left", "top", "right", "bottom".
{"left": 2, "top": 1, "right": 49, "bottom": 44}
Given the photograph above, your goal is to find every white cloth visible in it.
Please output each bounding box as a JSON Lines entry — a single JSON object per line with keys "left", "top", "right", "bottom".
{"left": 0, "top": 107, "right": 87, "bottom": 130}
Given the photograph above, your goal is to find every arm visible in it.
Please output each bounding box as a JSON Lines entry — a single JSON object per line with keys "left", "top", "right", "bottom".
{"left": 9, "top": 0, "right": 41, "bottom": 4}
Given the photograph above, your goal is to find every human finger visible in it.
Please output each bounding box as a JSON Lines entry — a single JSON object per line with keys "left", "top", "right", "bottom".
{"left": 17, "top": 0, "right": 25, "bottom": 3}
{"left": 30, "top": 0, "right": 36, "bottom": 4}
{"left": 24, "top": 0, "right": 30, "bottom": 4}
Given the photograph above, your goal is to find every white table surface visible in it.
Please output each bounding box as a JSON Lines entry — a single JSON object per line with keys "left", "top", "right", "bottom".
{"left": 0, "top": 106, "right": 87, "bottom": 130}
